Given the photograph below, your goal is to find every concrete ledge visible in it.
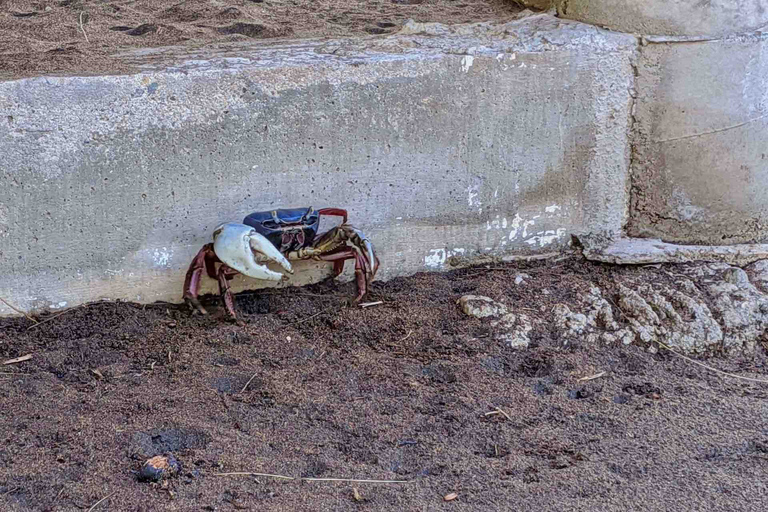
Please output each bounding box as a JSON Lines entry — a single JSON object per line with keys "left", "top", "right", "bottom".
{"left": 557, "top": 0, "right": 768, "bottom": 37}
{"left": 628, "top": 32, "right": 768, "bottom": 244}
{"left": 580, "top": 237, "right": 768, "bottom": 266}
{"left": 0, "top": 15, "right": 636, "bottom": 315}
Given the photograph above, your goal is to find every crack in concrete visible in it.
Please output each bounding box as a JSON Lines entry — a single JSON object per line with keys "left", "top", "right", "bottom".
{"left": 651, "top": 114, "right": 768, "bottom": 144}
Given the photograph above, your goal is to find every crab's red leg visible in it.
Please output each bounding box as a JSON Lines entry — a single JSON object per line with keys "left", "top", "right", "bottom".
{"left": 318, "top": 248, "right": 368, "bottom": 302}
{"left": 332, "top": 260, "right": 346, "bottom": 277}
{"left": 183, "top": 243, "right": 219, "bottom": 315}
{"left": 317, "top": 208, "right": 348, "bottom": 224}
{"left": 216, "top": 264, "right": 241, "bottom": 320}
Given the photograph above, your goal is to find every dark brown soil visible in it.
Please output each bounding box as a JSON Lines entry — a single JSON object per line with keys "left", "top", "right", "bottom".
{"left": 0, "top": 0, "right": 525, "bottom": 80}
{"left": 2, "top": 258, "right": 768, "bottom": 511}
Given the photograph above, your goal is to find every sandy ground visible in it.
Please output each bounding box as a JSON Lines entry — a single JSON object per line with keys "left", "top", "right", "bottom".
{"left": 0, "top": 0, "right": 525, "bottom": 79}
{"left": 2, "top": 258, "right": 768, "bottom": 511}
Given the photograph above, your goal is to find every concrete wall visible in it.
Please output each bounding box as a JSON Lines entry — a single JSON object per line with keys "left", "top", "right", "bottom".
{"left": 558, "top": 0, "right": 768, "bottom": 37}
{"left": 562, "top": 0, "right": 768, "bottom": 245}
{"left": 628, "top": 33, "right": 768, "bottom": 244}
{"left": 0, "top": 16, "right": 636, "bottom": 315}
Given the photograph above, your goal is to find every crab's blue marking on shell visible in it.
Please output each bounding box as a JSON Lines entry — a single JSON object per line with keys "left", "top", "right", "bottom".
{"left": 243, "top": 207, "right": 320, "bottom": 253}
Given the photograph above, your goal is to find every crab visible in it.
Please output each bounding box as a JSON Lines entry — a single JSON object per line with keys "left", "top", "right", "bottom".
{"left": 182, "top": 207, "right": 379, "bottom": 320}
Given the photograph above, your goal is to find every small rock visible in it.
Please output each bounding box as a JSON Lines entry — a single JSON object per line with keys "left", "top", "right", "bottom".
{"left": 514, "top": 273, "right": 531, "bottom": 285}
{"left": 492, "top": 313, "right": 532, "bottom": 349}
{"left": 613, "top": 394, "right": 630, "bottom": 404}
{"left": 568, "top": 387, "right": 591, "bottom": 400}
{"left": 444, "top": 492, "right": 458, "bottom": 501}
{"left": 723, "top": 267, "right": 751, "bottom": 288}
{"left": 138, "top": 454, "right": 181, "bottom": 482}
{"left": 553, "top": 304, "right": 588, "bottom": 334}
{"left": 617, "top": 329, "right": 635, "bottom": 345}
{"left": 458, "top": 295, "right": 507, "bottom": 319}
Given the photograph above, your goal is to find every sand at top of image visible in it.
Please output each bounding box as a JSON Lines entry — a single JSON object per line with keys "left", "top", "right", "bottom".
{"left": 0, "top": 0, "right": 525, "bottom": 80}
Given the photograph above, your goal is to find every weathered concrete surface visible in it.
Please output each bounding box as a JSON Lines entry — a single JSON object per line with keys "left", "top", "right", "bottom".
{"left": 628, "top": 33, "right": 768, "bottom": 244}
{"left": 0, "top": 15, "right": 636, "bottom": 315}
{"left": 557, "top": 0, "right": 768, "bottom": 37}
{"left": 579, "top": 237, "right": 768, "bottom": 266}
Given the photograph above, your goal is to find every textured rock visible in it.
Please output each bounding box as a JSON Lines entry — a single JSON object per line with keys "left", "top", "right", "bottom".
{"left": 138, "top": 454, "right": 181, "bottom": 482}
{"left": 492, "top": 313, "right": 533, "bottom": 349}
{"left": 568, "top": 263, "right": 768, "bottom": 354}
{"left": 606, "top": 283, "right": 724, "bottom": 353}
{"left": 514, "top": 273, "right": 532, "bottom": 286}
{"left": 458, "top": 295, "right": 508, "bottom": 319}
{"left": 703, "top": 266, "right": 768, "bottom": 352}
{"left": 584, "top": 286, "right": 618, "bottom": 331}
{"left": 553, "top": 304, "right": 589, "bottom": 335}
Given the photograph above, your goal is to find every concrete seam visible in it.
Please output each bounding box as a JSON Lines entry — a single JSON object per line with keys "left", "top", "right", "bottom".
{"left": 623, "top": 35, "right": 642, "bottom": 238}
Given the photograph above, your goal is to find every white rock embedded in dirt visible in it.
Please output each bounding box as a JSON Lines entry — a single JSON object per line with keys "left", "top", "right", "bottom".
{"left": 456, "top": 261, "right": 768, "bottom": 355}
{"left": 553, "top": 304, "right": 588, "bottom": 335}
{"left": 585, "top": 286, "right": 619, "bottom": 331}
{"left": 458, "top": 295, "right": 508, "bottom": 319}
{"left": 584, "top": 263, "right": 768, "bottom": 354}
{"left": 514, "top": 273, "right": 531, "bottom": 286}
{"left": 458, "top": 295, "right": 533, "bottom": 349}
{"left": 617, "top": 285, "right": 660, "bottom": 326}
{"left": 614, "top": 283, "right": 724, "bottom": 354}
{"left": 704, "top": 266, "right": 768, "bottom": 352}
{"left": 492, "top": 313, "right": 533, "bottom": 349}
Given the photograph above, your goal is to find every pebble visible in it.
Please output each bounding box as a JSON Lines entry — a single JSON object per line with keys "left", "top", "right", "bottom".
{"left": 138, "top": 454, "right": 181, "bottom": 482}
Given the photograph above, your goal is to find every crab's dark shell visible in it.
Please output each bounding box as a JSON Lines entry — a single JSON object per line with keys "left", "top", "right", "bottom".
{"left": 243, "top": 207, "right": 319, "bottom": 253}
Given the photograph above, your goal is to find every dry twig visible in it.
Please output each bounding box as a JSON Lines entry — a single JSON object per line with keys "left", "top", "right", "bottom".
{"left": 359, "top": 301, "right": 383, "bottom": 308}
{"left": 656, "top": 341, "right": 768, "bottom": 384}
{"left": 577, "top": 371, "right": 606, "bottom": 382}
{"left": 79, "top": 12, "right": 89, "bottom": 43}
{"left": 26, "top": 306, "right": 81, "bottom": 331}
{"left": 285, "top": 307, "right": 331, "bottom": 325}
{"left": 0, "top": 297, "right": 38, "bottom": 324}
{"left": 240, "top": 371, "right": 259, "bottom": 393}
{"left": 2, "top": 354, "right": 32, "bottom": 365}
{"left": 484, "top": 407, "right": 512, "bottom": 421}
{"left": 214, "top": 472, "right": 407, "bottom": 483}
{"left": 87, "top": 492, "right": 114, "bottom": 512}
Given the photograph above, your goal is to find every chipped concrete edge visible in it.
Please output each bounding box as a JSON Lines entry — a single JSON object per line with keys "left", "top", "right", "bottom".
{"left": 579, "top": 236, "right": 768, "bottom": 267}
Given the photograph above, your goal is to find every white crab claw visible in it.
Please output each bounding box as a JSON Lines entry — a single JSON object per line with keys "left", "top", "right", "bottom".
{"left": 249, "top": 231, "right": 294, "bottom": 274}
{"left": 363, "top": 239, "right": 376, "bottom": 272}
{"left": 350, "top": 227, "right": 376, "bottom": 273}
{"left": 212, "top": 222, "right": 288, "bottom": 281}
